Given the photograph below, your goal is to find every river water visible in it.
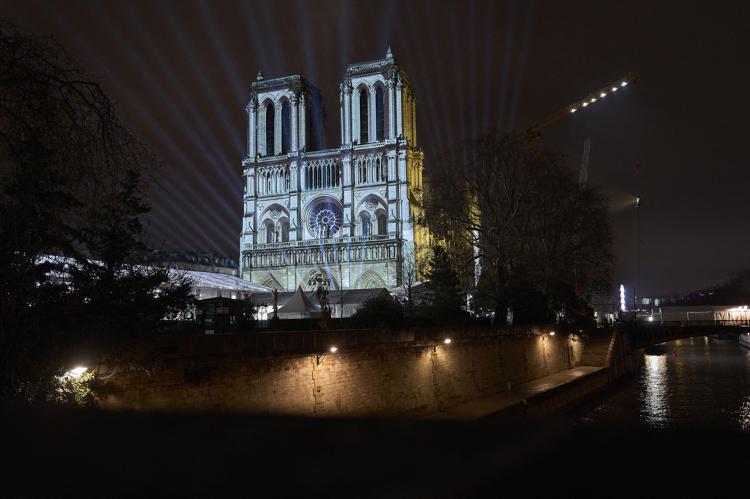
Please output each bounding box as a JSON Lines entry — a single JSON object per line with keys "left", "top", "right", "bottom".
{"left": 578, "top": 334, "right": 750, "bottom": 431}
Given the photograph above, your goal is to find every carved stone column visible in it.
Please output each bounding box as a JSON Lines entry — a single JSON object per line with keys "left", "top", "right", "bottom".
{"left": 387, "top": 78, "right": 396, "bottom": 139}
{"left": 246, "top": 98, "right": 257, "bottom": 158}
{"left": 247, "top": 170, "right": 256, "bottom": 196}
{"left": 343, "top": 80, "right": 352, "bottom": 145}
{"left": 299, "top": 93, "right": 307, "bottom": 151}
{"left": 291, "top": 93, "right": 299, "bottom": 152}
{"left": 339, "top": 83, "right": 345, "bottom": 145}
{"left": 396, "top": 79, "right": 403, "bottom": 138}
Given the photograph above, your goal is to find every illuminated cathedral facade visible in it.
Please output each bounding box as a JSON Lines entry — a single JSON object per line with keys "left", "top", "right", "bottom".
{"left": 239, "top": 48, "right": 428, "bottom": 290}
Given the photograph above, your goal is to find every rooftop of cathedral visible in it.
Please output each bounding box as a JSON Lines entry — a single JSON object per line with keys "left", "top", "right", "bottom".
{"left": 250, "top": 72, "right": 322, "bottom": 96}
{"left": 345, "top": 47, "right": 396, "bottom": 75}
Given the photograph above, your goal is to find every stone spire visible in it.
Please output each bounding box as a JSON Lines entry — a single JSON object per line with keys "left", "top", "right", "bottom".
{"left": 256, "top": 70, "right": 264, "bottom": 81}
{"left": 385, "top": 46, "right": 394, "bottom": 61}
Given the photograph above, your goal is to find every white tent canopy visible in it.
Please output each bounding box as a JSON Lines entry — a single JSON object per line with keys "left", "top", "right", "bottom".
{"left": 277, "top": 286, "right": 321, "bottom": 319}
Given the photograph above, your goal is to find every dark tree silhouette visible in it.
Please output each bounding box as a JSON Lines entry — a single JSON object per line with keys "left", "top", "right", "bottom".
{"left": 0, "top": 20, "right": 192, "bottom": 403}
{"left": 424, "top": 244, "right": 465, "bottom": 319}
{"left": 426, "top": 133, "right": 612, "bottom": 324}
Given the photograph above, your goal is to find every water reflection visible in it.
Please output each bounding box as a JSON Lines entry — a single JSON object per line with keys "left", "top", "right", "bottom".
{"left": 737, "top": 396, "right": 750, "bottom": 432}
{"left": 581, "top": 334, "right": 750, "bottom": 431}
{"left": 641, "top": 354, "right": 670, "bottom": 427}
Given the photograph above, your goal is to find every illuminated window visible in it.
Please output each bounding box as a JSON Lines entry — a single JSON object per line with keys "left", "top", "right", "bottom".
{"left": 359, "top": 88, "right": 369, "bottom": 143}
{"left": 265, "top": 102, "right": 274, "bottom": 156}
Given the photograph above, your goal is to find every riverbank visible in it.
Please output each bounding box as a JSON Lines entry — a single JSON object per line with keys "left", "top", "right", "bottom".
{"left": 426, "top": 328, "right": 642, "bottom": 423}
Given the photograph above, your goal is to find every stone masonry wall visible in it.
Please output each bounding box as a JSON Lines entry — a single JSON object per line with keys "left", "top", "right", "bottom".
{"left": 95, "top": 328, "right": 583, "bottom": 417}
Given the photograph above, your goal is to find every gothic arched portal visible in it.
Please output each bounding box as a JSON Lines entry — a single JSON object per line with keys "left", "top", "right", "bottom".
{"left": 355, "top": 270, "right": 387, "bottom": 289}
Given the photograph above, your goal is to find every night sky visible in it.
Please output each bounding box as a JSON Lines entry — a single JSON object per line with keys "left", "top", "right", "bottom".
{"left": 3, "top": 0, "right": 749, "bottom": 297}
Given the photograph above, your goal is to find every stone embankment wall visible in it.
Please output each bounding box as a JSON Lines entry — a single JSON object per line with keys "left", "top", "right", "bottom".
{"left": 95, "top": 326, "right": 584, "bottom": 417}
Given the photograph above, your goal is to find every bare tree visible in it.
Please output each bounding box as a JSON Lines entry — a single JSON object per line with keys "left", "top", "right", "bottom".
{"left": 400, "top": 249, "right": 417, "bottom": 316}
{"left": 0, "top": 20, "right": 192, "bottom": 403}
{"left": 426, "top": 133, "right": 612, "bottom": 323}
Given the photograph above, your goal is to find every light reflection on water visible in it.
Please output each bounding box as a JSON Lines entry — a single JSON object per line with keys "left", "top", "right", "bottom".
{"left": 581, "top": 334, "right": 750, "bottom": 431}
{"left": 641, "top": 354, "right": 669, "bottom": 427}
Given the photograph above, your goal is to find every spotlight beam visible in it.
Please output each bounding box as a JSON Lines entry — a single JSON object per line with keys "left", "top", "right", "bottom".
{"left": 496, "top": 1, "right": 518, "bottom": 133}
{"left": 506, "top": 1, "right": 536, "bottom": 132}
{"left": 156, "top": 3, "right": 243, "bottom": 154}
{"left": 102, "top": 2, "right": 243, "bottom": 199}
{"left": 406, "top": 2, "right": 447, "bottom": 153}
{"left": 39, "top": 3, "right": 237, "bottom": 250}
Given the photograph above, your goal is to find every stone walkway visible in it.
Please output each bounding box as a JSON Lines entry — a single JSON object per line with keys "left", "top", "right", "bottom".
{"left": 427, "top": 366, "right": 605, "bottom": 421}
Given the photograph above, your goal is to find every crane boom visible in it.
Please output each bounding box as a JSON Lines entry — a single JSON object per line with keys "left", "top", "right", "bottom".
{"left": 527, "top": 72, "right": 638, "bottom": 137}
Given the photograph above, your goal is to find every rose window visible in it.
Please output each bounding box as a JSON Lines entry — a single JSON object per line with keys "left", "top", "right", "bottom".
{"left": 308, "top": 202, "right": 342, "bottom": 238}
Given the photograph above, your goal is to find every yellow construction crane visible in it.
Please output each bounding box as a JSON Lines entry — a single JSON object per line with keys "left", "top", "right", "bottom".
{"left": 526, "top": 72, "right": 639, "bottom": 138}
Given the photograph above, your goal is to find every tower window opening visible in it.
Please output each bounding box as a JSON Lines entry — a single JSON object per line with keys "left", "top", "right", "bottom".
{"left": 375, "top": 86, "right": 384, "bottom": 141}
{"left": 281, "top": 100, "right": 291, "bottom": 154}
{"left": 359, "top": 88, "right": 369, "bottom": 144}
{"left": 377, "top": 213, "right": 387, "bottom": 235}
{"left": 361, "top": 213, "right": 371, "bottom": 236}
{"left": 265, "top": 102, "right": 275, "bottom": 156}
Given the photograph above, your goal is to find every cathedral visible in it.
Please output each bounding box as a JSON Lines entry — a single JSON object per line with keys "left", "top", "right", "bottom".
{"left": 239, "top": 48, "right": 428, "bottom": 291}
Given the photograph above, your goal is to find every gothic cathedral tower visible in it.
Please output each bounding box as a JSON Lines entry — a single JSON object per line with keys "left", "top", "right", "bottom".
{"left": 240, "top": 48, "right": 428, "bottom": 291}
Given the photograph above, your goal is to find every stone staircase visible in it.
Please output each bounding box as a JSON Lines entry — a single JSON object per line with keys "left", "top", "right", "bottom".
{"left": 577, "top": 330, "right": 615, "bottom": 367}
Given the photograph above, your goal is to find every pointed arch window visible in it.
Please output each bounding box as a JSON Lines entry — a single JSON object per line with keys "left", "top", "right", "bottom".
{"left": 281, "top": 100, "right": 291, "bottom": 154}
{"left": 375, "top": 86, "right": 385, "bottom": 141}
{"left": 361, "top": 213, "right": 371, "bottom": 236}
{"left": 264, "top": 220, "right": 275, "bottom": 243}
{"left": 359, "top": 88, "right": 369, "bottom": 144}
{"left": 265, "top": 102, "right": 275, "bottom": 156}
{"left": 377, "top": 213, "right": 387, "bottom": 235}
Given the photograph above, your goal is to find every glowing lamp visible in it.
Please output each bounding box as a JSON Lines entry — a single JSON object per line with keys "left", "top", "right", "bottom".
{"left": 582, "top": 102, "right": 589, "bottom": 107}
{"left": 600, "top": 92, "right": 606, "bottom": 98}
{"left": 621, "top": 81, "right": 628, "bottom": 87}
{"left": 570, "top": 108, "right": 577, "bottom": 113}
{"left": 648, "top": 316, "right": 654, "bottom": 322}
{"left": 590, "top": 98, "right": 597, "bottom": 103}
{"left": 329, "top": 346, "right": 338, "bottom": 353}
{"left": 549, "top": 331, "right": 556, "bottom": 336}
{"left": 611, "top": 86, "right": 618, "bottom": 92}
{"left": 62, "top": 366, "right": 88, "bottom": 379}
{"left": 443, "top": 338, "right": 452, "bottom": 345}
